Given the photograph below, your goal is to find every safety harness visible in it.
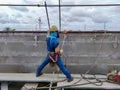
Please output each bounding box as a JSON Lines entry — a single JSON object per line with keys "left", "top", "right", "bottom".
{"left": 47, "top": 35, "right": 59, "bottom": 63}
{"left": 48, "top": 53, "right": 59, "bottom": 63}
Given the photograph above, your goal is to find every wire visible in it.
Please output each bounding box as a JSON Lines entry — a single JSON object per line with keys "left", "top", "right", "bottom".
{"left": 33, "top": 80, "right": 106, "bottom": 89}
{"left": 81, "top": 74, "right": 103, "bottom": 86}
{"left": 0, "top": 4, "right": 120, "bottom": 7}
{"left": 0, "top": 4, "right": 40, "bottom": 7}
{"left": 61, "top": 34, "right": 67, "bottom": 49}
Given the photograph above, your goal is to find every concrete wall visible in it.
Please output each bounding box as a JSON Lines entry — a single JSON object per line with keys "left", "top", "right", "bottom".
{"left": 0, "top": 31, "right": 120, "bottom": 74}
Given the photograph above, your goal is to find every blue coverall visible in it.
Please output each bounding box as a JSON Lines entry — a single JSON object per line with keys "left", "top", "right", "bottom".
{"left": 36, "top": 33, "right": 72, "bottom": 80}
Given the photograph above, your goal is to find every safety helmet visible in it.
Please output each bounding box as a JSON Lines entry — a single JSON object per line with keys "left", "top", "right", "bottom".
{"left": 50, "top": 25, "right": 59, "bottom": 38}
{"left": 50, "top": 26, "right": 58, "bottom": 32}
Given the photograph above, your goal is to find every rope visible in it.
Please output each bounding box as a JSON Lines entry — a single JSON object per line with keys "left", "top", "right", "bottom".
{"left": 81, "top": 74, "right": 103, "bottom": 86}
{"left": 61, "top": 34, "right": 67, "bottom": 49}
{"left": 44, "top": 1, "right": 50, "bottom": 30}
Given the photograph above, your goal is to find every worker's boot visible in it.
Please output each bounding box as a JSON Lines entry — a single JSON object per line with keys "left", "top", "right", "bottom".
{"left": 67, "top": 77, "right": 74, "bottom": 82}
{"left": 36, "top": 72, "right": 43, "bottom": 77}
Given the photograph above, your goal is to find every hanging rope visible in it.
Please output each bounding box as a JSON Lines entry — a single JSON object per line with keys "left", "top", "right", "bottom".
{"left": 45, "top": 1, "right": 50, "bottom": 30}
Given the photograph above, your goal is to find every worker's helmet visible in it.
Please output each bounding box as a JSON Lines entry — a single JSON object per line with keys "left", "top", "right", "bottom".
{"left": 50, "top": 25, "right": 58, "bottom": 32}
{"left": 50, "top": 25, "right": 59, "bottom": 38}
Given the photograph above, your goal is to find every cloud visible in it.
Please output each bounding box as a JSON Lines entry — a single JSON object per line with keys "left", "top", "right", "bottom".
{"left": 0, "top": 18, "right": 20, "bottom": 24}
{"left": 71, "top": 7, "right": 92, "bottom": 17}
{"left": 91, "top": 7, "right": 113, "bottom": 23}
{"left": 0, "top": 12, "right": 21, "bottom": 24}
{"left": 0, "top": 0, "right": 120, "bottom": 31}
{"left": 75, "top": 0, "right": 120, "bottom": 4}
{"left": 109, "top": 6, "right": 120, "bottom": 15}
{"left": 92, "top": 15, "right": 111, "bottom": 23}
{"left": 9, "top": 6, "right": 29, "bottom": 12}
{"left": 61, "top": 0, "right": 75, "bottom": 5}
{"left": 60, "top": 7, "right": 93, "bottom": 24}
{"left": 0, "top": 12, "right": 9, "bottom": 18}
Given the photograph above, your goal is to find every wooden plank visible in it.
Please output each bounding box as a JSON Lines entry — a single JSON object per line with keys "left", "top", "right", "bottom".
{"left": 21, "top": 83, "right": 38, "bottom": 90}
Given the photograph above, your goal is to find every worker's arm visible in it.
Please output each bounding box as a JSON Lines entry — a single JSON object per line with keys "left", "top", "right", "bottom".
{"left": 47, "top": 30, "right": 50, "bottom": 38}
{"left": 55, "top": 45, "right": 63, "bottom": 55}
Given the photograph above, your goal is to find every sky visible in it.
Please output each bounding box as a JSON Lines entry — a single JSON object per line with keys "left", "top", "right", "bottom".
{"left": 0, "top": 0, "right": 120, "bottom": 31}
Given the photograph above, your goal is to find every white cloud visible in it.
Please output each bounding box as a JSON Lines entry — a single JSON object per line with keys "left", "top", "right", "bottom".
{"left": 9, "top": 6, "right": 29, "bottom": 12}
{"left": 61, "top": 0, "right": 75, "bottom": 5}
{"left": 92, "top": 15, "right": 111, "bottom": 23}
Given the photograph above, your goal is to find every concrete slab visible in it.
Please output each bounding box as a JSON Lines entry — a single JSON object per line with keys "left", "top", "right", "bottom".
{"left": 0, "top": 73, "right": 59, "bottom": 82}
{"left": 0, "top": 73, "right": 120, "bottom": 89}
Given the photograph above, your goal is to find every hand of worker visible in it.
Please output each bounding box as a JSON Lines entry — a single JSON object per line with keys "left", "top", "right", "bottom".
{"left": 62, "top": 30, "right": 70, "bottom": 34}
{"left": 60, "top": 49, "right": 64, "bottom": 55}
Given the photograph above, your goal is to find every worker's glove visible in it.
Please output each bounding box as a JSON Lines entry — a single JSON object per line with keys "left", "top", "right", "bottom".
{"left": 61, "top": 30, "right": 70, "bottom": 34}
{"left": 60, "top": 49, "right": 64, "bottom": 55}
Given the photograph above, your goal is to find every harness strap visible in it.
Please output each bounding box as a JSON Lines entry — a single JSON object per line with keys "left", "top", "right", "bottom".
{"left": 48, "top": 53, "right": 58, "bottom": 63}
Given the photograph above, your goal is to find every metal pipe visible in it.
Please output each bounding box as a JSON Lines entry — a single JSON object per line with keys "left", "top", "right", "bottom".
{"left": 45, "top": 2, "right": 50, "bottom": 30}
{"left": 0, "top": 4, "right": 40, "bottom": 7}
{"left": 0, "top": 4, "right": 120, "bottom": 7}
{"left": 59, "top": 0, "right": 61, "bottom": 31}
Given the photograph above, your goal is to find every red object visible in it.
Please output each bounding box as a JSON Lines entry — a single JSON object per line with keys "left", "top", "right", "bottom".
{"left": 115, "top": 75, "right": 120, "bottom": 83}
{"left": 48, "top": 53, "right": 59, "bottom": 63}
{"left": 55, "top": 54, "right": 58, "bottom": 61}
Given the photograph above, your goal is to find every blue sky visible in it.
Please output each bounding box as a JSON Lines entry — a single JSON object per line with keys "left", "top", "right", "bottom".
{"left": 0, "top": 0, "right": 120, "bottom": 31}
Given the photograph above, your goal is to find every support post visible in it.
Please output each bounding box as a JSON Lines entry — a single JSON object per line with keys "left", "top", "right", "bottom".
{"left": 1, "top": 82, "right": 8, "bottom": 90}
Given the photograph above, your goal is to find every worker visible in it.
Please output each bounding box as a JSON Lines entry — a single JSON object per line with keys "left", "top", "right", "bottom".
{"left": 36, "top": 25, "right": 73, "bottom": 82}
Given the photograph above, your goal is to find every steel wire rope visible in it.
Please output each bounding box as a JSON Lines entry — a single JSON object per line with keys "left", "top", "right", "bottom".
{"left": 0, "top": 4, "right": 120, "bottom": 7}
{"left": 31, "top": 79, "right": 106, "bottom": 89}
{"left": 81, "top": 74, "right": 103, "bottom": 86}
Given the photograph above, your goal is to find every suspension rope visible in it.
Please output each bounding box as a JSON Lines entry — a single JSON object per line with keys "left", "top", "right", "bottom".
{"left": 61, "top": 34, "right": 67, "bottom": 49}
{"left": 45, "top": 1, "right": 50, "bottom": 30}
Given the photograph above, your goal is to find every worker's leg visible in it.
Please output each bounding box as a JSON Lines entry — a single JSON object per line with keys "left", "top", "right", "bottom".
{"left": 56, "top": 55, "right": 72, "bottom": 80}
{"left": 36, "top": 55, "right": 50, "bottom": 76}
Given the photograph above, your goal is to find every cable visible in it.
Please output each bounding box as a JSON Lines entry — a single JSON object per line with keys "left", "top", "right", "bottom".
{"left": 81, "top": 74, "right": 103, "bottom": 86}
{"left": 61, "top": 34, "right": 67, "bottom": 49}
{"left": 33, "top": 80, "right": 106, "bottom": 89}
{"left": 0, "top": 4, "right": 120, "bottom": 7}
